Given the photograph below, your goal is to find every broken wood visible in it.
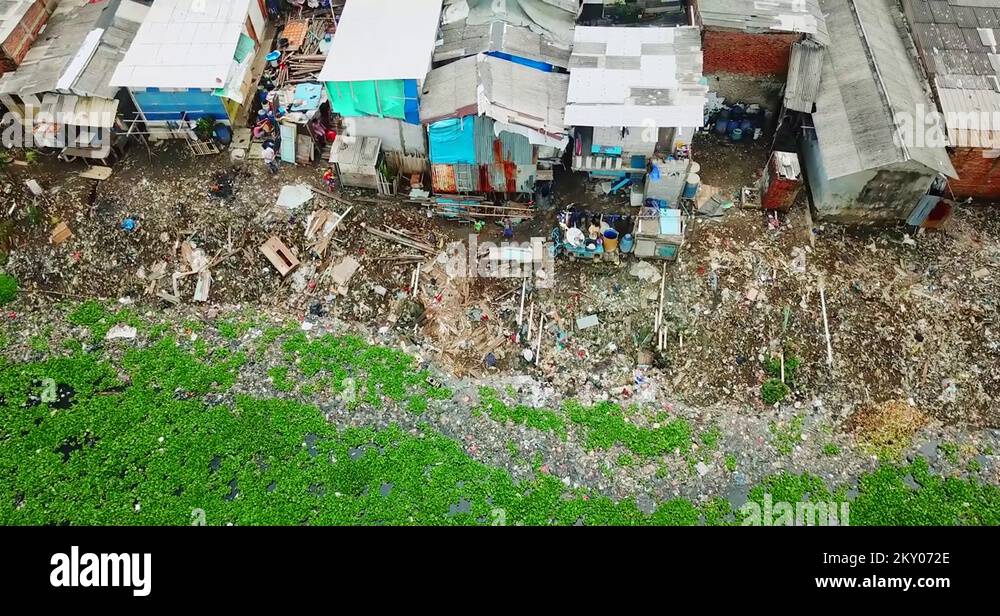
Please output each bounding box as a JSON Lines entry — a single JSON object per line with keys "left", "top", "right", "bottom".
{"left": 260, "top": 236, "right": 300, "bottom": 277}
{"left": 50, "top": 222, "right": 72, "bottom": 245}
{"left": 363, "top": 223, "right": 435, "bottom": 254}
{"left": 193, "top": 270, "right": 212, "bottom": 302}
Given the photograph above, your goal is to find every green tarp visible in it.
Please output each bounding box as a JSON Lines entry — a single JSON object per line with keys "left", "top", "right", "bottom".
{"left": 234, "top": 33, "right": 256, "bottom": 63}
{"left": 325, "top": 79, "right": 406, "bottom": 119}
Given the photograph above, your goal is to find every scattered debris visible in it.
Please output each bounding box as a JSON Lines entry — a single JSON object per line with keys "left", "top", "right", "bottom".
{"left": 104, "top": 324, "right": 138, "bottom": 340}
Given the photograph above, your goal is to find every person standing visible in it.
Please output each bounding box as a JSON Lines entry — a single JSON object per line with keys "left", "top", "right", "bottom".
{"left": 262, "top": 144, "right": 278, "bottom": 174}
{"left": 502, "top": 217, "right": 514, "bottom": 241}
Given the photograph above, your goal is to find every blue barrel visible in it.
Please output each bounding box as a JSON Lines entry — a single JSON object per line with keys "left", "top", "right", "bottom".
{"left": 683, "top": 173, "right": 701, "bottom": 199}
{"left": 729, "top": 127, "right": 744, "bottom": 142}
{"left": 740, "top": 118, "right": 753, "bottom": 132}
{"left": 619, "top": 233, "right": 634, "bottom": 253}
{"left": 715, "top": 118, "right": 729, "bottom": 135}
{"left": 213, "top": 123, "right": 232, "bottom": 145}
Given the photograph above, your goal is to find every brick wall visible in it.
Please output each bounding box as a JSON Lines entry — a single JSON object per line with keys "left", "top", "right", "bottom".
{"left": 948, "top": 147, "right": 1000, "bottom": 199}
{"left": 0, "top": 1, "right": 50, "bottom": 72}
{"left": 703, "top": 28, "right": 800, "bottom": 77}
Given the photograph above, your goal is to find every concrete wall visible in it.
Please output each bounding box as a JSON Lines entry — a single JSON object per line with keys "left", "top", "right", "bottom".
{"left": 592, "top": 125, "right": 657, "bottom": 156}
{"left": 345, "top": 115, "right": 426, "bottom": 155}
{"left": 947, "top": 147, "right": 1000, "bottom": 199}
{"left": 802, "top": 129, "right": 936, "bottom": 223}
{"left": 704, "top": 72, "right": 785, "bottom": 109}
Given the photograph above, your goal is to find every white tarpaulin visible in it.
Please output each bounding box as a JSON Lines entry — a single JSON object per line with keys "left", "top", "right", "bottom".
{"left": 318, "top": 0, "right": 443, "bottom": 83}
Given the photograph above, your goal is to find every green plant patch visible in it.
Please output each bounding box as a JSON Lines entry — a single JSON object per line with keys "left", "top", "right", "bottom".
{"left": 0, "top": 273, "right": 17, "bottom": 305}
{"left": 477, "top": 387, "right": 566, "bottom": 437}
{"left": 565, "top": 400, "right": 691, "bottom": 457}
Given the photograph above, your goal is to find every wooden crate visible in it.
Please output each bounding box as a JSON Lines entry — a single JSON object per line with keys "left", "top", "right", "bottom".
{"left": 260, "top": 236, "right": 299, "bottom": 277}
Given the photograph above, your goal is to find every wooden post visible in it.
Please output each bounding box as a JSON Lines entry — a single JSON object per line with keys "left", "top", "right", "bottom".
{"left": 819, "top": 280, "right": 834, "bottom": 367}
{"left": 535, "top": 313, "right": 544, "bottom": 366}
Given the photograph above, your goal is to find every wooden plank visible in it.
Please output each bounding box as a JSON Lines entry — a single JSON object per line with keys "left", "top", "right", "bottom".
{"left": 50, "top": 222, "right": 72, "bottom": 244}
{"left": 79, "top": 166, "right": 113, "bottom": 181}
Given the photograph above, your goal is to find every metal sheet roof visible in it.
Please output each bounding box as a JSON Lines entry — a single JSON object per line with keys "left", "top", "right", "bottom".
{"left": 39, "top": 92, "right": 120, "bottom": 128}
{"left": 784, "top": 38, "right": 824, "bottom": 112}
{"left": 902, "top": 0, "right": 1000, "bottom": 146}
{"left": 696, "top": 0, "right": 830, "bottom": 45}
{"left": 109, "top": 0, "right": 252, "bottom": 90}
{"left": 564, "top": 25, "right": 707, "bottom": 128}
{"left": 811, "top": 0, "right": 956, "bottom": 179}
{"left": 421, "top": 53, "right": 569, "bottom": 145}
{"left": 0, "top": 0, "right": 144, "bottom": 99}
{"left": 319, "top": 0, "right": 443, "bottom": 83}
{"left": 435, "top": 0, "right": 575, "bottom": 67}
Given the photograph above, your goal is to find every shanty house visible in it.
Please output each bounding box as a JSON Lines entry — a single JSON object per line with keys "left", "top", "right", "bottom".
{"left": 0, "top": 0, "right": 147, "bottom": 161}
{"left": 435, "top": 0, "right": 576, "bottom": 70}
{"left": 565, "top": 26, "right": 708, "bottom": 178}
{"left": 693, "top": 0, "right": 828, "bottom": 108}
{"left": 800, "top": 0, "right": 956, "bottom": 223}
{"left": 109, "top": 0, "right": 267, "bottom": 139}
{"left": 0, "top": 0, "right": 51, "bottom": 75}
{"left": 319, "top": 0, "right": 442, "bottom": 163}
{"left": 902, "top": 0, "right": 1000, "bottom": 199}
{"left": 420, "top": 53, "right": 569, "bottom": 194}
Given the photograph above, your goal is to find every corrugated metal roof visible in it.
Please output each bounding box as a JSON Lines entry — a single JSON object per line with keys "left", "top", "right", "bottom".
{"left": 422, "top": 54, "right": 569, "bottom": 146}
{"left": 420, "top": 54, "right": 480, "bottom": 124}
{"left": 902, "top": 0, "right": 1000, "bottom": 146}
{"left": 811, "top": 0, "right": 956, "bottom": 179}
{"left": 436, "top": 21, "right": 572, "bottom": 68}
{"left": 784, "top": 39, "right": 824, "bottom": 112}
{"left": 565, "top": 25, "right": 707, "bottom": 128}
{"left": 39, "top": 92, "right": 119, "bottom": 128}
{"left": 697, "top": 0, "right": 830, "bottom": 45}
{"left": 0, "top": 0, "right": 143, "bottom": 99}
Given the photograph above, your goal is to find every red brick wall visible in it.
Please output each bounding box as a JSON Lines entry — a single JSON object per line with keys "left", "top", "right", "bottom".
{"left": 948, "top": 148, "right": 1000, "bottom": 199}
{"left": 703, "top": 29, "right": 800, "bottom": 77}
{"left": 0, "top": 1, "right": 50, "bottom": 72}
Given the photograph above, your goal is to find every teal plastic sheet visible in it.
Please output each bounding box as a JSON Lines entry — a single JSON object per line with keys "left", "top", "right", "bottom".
{"left": 326, "top": 80, "right": 407, "bottom": 119}
{"left": 428, "top": 117, "right": 475, "bottom": 164}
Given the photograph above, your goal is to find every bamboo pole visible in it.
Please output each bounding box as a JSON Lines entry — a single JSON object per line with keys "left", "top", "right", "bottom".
{"left": 535, "top": 313, "right": 544, "bottom": 366}
{"left": 819, "top": 279, "right": 834, "bottom": 367}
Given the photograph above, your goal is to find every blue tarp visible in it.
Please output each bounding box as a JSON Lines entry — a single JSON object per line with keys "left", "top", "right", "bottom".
{"left": 484, "top": 51, "right": 555, "bottom": 73}
{"left": 133, "top": 88, "right": 229, "bottom": 121}
{"left": 403, "top": 79, "right": 421, "bottom": 125}
{"left": 428, "top": 117, "right": 476, "bottom": 164}
{"left": 290, "top": 83, "right": 323, "bottom": 112}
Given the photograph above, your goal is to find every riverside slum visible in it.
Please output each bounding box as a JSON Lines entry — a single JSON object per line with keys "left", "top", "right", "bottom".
{"left": 1, "top": 0, "right": 999, "bottom": 503}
